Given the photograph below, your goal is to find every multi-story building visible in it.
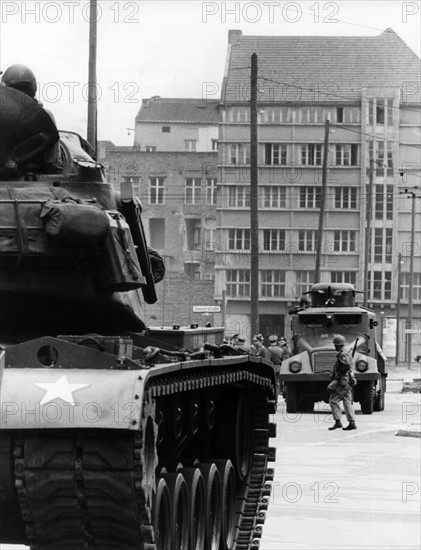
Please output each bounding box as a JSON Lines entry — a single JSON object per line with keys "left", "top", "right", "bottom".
{"left": 215, "top": 29, "right": 420, "bottom": 360}
{"left": 98, "top": 98, "right": 220, "bottom": 327}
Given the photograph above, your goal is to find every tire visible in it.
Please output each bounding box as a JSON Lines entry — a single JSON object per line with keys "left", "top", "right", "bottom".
{"left": 214, "top": 460, "right": 237, "bottom": 550}
{"left": 373, "top": 376, "right": 386, "bottom": 412}
{"left": 298, "top": 396, "right": 314, "bottom": 413}
{"left": 199, "top": 463, "right": 222, "bottom": 550}
{"left": 359, "top": 380, "right": 375, "bottom": 414}
{"left": 285, "top": 382, "right": 298, "bottom": 414}
{"left": 161, "top": 472, "right": 190, "bottom": 550}
{"left": 181, "top": 468, "right": 206, "bottom": 550}
{"left": 153, "top": 477, "right": 172, "bottom": 550}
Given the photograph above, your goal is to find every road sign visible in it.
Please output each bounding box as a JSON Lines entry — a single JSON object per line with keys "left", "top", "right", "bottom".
{"left": 192, "top": 305, "right": 221, "bottom": 313}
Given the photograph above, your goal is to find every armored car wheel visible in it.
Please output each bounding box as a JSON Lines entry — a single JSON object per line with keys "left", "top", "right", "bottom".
{"left": 373, "top": 376, "right": 386, "bottom": 412}
{"left": 359, "top": 380, "right": 375, "bottom": 414}
{"left": 285, "top": 382, "right": 298, "bottom": 413}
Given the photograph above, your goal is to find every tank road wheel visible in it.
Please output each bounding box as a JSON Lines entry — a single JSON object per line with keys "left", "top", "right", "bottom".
{"left": 199, "top": 463, "right": 222, "bottom": 550}
{"left": 214, "top": 460, "right": 237, "bottom": 550}
{"left": 234, "top": 391, "right": 253, "bottom": 481}
{"left": 162, "top": 472, "right": 190, "bottom": 550}
{"left": 181, "top": 468, "right": 206, "bottom": 550}
{"left": 153, "top": 477, "right": 172, "bottom": 550}
{"left": 285, "top": 382, "right": 298, "bottom": 413}
{"left": 373, "top": 376, "right": 386, "bottom": 412}
{"left": 360, "top": 380, "right": 375, "bottom": 415}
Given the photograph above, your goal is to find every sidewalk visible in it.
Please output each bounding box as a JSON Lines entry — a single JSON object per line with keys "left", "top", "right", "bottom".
{"left": 389, "top": 362, "right": 421, "bottom": 438}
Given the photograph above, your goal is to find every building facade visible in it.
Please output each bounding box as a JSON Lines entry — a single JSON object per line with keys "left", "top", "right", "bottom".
{"left": 98, "top": 98, "right": 220, "bottom": 327}
{"left": 214, "top": 29, "right": 420, "bottom": 361}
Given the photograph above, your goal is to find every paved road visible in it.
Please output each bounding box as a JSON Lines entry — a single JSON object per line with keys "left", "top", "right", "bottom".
{"left": 2, "top": 375, "right": 420, "bottom": 550}
{"left": 260, "top": 377, "right": 421, "bottom": 550}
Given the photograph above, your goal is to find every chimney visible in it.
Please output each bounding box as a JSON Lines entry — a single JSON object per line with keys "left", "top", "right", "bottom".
{"left": 228, "top": 30, "right": 242, "bottom": 44}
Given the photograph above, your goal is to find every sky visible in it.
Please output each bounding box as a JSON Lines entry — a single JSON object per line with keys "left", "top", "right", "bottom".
{"left": 0, "top": 0, "right": 420, "bottom": 145}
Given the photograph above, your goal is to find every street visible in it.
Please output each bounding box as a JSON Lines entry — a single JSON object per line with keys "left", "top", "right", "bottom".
{"left": 2, "top": 372, "right": 420, "bottom": 550}
{"left": 261, "top": 372, "right": 421, "bottom": 550}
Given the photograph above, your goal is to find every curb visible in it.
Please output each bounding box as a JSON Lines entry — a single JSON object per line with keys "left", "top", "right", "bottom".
{"left": 396, "top": 429, "right": 421, "bottom": 438}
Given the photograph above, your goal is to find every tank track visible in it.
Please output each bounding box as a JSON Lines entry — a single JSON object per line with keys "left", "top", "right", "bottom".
{"left": 12, "top": 363, "right": 276, "bottom": 550}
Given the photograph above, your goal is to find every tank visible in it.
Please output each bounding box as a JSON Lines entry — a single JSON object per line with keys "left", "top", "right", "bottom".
{"left": 0, "top": 86, "right": 277, "bottom": 549}
{"left": 279, "top": 283, "right": 387, "bottom": 414}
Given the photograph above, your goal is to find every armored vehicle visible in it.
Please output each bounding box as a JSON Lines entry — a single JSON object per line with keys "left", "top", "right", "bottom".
{"left": 279, "top": 283, "right": 387, "bottom": 414}
{"left": 0, "top": 86, "right": 277, "bottom": 549}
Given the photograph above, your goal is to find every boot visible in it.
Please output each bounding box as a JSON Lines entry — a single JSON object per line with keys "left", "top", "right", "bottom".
{"left": 343, "top": 421, "right": 357, "bottom": 430}
{"left": 328, "top": 420, "right": 343, "bottom": 430}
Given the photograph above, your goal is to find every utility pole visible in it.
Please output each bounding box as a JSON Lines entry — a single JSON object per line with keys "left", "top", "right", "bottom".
{"left": 363, "top": 158, "right": 375, "bottom": 307}
{"left": 314, "top": 119, "right": 330, "bottom": 282}
{"left": 399, "top": 188, "right": 421, "bottom": 368}
{"left": 87, "top": 0, "right": 97, "bottom": 156}
{"left": 250, "top": 53, "right": 259, "bottom": 337}
{"left": 395, "top": 252, "right": 401, "bottom": 366}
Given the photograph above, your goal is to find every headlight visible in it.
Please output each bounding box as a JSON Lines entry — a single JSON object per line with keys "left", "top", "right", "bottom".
{"left": 356, "top": 360, "right": 368, "bottom": 372}
{"left": 289, "top": 361, "right": 302, "bottom": 373}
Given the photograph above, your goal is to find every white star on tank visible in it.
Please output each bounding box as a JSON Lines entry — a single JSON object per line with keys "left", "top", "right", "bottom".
{"left": 35, "top": 375, "right": 90, "bottom": 406}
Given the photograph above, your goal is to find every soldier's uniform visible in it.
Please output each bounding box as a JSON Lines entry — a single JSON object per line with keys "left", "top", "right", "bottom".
{"left": 328, "top": 336, "right": 357, "bottom": 431}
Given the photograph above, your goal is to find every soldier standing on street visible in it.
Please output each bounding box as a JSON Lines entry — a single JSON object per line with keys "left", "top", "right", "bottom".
{"left": 250, "top": 334, "right": 270, "bottom": 359}
{"left": 267, "top": 335, "right": 286, "bottom": 365}
{"left": 328, "top": 334, "right": 357, "bottom": 431}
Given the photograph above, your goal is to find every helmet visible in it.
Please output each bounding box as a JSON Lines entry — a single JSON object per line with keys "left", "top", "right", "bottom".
{"left": 333, "top": 334, "right": 346, "bottom": 346}
{"left": 1, "top": 64, "right": 37, "bottom": 97}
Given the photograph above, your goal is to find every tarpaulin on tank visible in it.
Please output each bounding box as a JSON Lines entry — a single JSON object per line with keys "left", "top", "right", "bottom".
{"left": 0, "top": 186, "right": 103, "bottom": 256}
{"left": 0, "top": 87, "right": 59, "bottom": 166}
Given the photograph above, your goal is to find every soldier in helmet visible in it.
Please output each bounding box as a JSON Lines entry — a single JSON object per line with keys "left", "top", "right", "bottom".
{"left": 1, "top": 64, "right": 62, "bottom": 173}
{"left": 328, "top": 334, "right": 357, "bottom": 431}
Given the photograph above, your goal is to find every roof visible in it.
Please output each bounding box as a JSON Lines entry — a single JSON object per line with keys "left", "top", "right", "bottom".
{"left": 136, "top": 98, "right": 220, "bottom": 124}
{"left": 223, "top": 29, "right": 421, "bottom": 103}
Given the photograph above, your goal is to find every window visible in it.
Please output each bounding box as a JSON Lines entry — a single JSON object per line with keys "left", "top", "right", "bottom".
{"left": 226, "top": 270, "right": 250, "bottom": 297}
{"left": 301, "top": 107, "right": 323, "bottom": 123}
{"left": 375, "top": 184, "right": 394, "bottom": 220}
{"left": 185, "top": 178, "right": 202, "bottom": 204}
{"left": 185, "top": 140, "right": 197, "bottom": 152}
{"left": 336, "top": 107, "right": 360, "bottom": 124}
{"left": 149, "top": 218, "right": 165, "bottom": 249}
{"left": 185, "top": 219, "right": 201, "bottom": 250}
{"left": 263, "top": 106, "right": 290, "bottom": 123}
{"left": 369, "top": 271, "right": 392, "bottom": 300}
{"left": 264, "top": 144, "right": 287, "bottom": 165}
{"left": 335, "top": 144, "right": 358, "bottom": 166}
{"left": 374, "top": 228, "right": 393, "bottom": 263}
{"left": 206, "top": 178, "right": 217, "bottom": 205}
{"left": 228, "top": 186, "right": 250, "bottom": 208}
{"left": 263, "top": 229, "right": 286, "bottom": 251}
{"left": 296, "top": 271, "right": 314, "bottom": 296}
{"left": 300, "top": 144, "right": 322, "bottom": 166}
{"left": 300, "top": 186, "right": 321, "bottom": 209}
{"left": 335, "top": 187, "right": 357, "bottom": 209}
{"left": 148, "top": 177, "right": 165, "bottom": 205}
{"left": 401, "top": 273, "right": 421, "bottom": 302}
{"left": 228, "top": 106, "right": 249, "bottom": 123}
{"left": 298, "top": 230, "right": 317, "bottom": 252}
{"left": 145, "top": 145, "right": 156, "bottom": 152}
{"left": 211, "top": 139, "right": 218, "bottom": 151}
{"left": 368, "top": 98, "right": 394, "bottom": 126}
{"left": 228, "top": 229, "right": 250, "bottom": 251}
{"left": 260, "top": 186, "right": 286, "bottom": 208}
{"left": 204, "top": 229, "right": 216, "bottom": 251}
{"left": 226, "top": 143, "right": 250, "bottom": 165}
{"left": 184, "top": 263, "right": 201, "bottom": 281}
{"left": 333, "top": 230, "right": 356, "bottom": 252}
{"left": 261, "top": 270, "right": 285, "bottom": 297}
{"left": 162, "top": 126, "right": 171, "bottom": 133}
{"left": 331, "top": 271, "right": 357, "bottom": 285}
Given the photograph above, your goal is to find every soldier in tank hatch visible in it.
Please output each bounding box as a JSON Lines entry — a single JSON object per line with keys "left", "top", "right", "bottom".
{"left": 1, "top": 64, "right": 62, "bottom": 173}
{"left": 328, "top": 334, "right": 357, "bottom": 431}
